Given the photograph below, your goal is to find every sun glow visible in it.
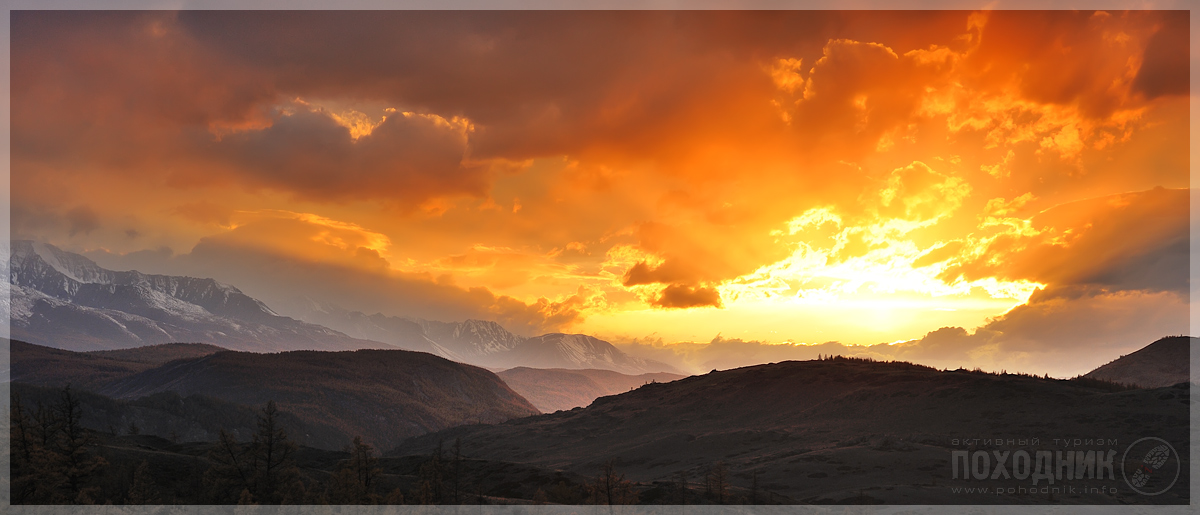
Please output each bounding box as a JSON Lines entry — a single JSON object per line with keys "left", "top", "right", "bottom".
{"left": 14, "top": 10, "right": 1187, "bottom": 370}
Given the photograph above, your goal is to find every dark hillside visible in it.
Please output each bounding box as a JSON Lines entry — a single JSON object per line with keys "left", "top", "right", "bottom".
{"left": 10, "top": 382, "right": 341, "bottom": 448}
{"left": 10, "top": 340, "right": 166, "bottom": 391}
{"left": 1083, "top": 336, "right": 1193, "bottom": 388}
{"left": 398, "top": 357, "right": 1190, "bottom": 504}
{"left": 99, "top": 348, "right": 540, "bottom": 450}
{"left": 91, "top": 342, "right": 227, "bottom": 363}
{"left": 10, "top": 340, "right": 228, "bottom": 392}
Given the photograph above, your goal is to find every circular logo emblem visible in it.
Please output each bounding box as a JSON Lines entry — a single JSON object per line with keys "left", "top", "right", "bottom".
{"left": 1121, "top": 437, "right": 1180, "bottom": 496}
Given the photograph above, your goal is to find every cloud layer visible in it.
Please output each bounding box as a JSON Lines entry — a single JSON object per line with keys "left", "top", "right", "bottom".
{"left": 12, "top": 10, "right": 1189, "bottom": 370}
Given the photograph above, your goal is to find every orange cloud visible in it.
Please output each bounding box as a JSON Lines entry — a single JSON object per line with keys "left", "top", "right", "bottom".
{"left": 12, "top": 11, "right": 1189, "bottom": 369}
{"left": 652, "top": 284, "right": 724, "bottom": 309}
{"left": 172, "top": 201, "right": 234, "bottom": 227}
{"left": 946, "top": 188, "right": 1189, "bottom": 294}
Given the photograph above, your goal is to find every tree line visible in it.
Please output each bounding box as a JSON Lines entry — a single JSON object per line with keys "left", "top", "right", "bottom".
{"left": 10, "top": 386, "right": 777, "bottom": 505}
{"left": 10, "top": 386, "right": 108, "bottom": 503}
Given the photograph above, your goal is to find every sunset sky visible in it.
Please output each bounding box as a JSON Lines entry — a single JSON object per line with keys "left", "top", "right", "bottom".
{"left": 10, "top": 10, "right": 1191, "bottom": 376}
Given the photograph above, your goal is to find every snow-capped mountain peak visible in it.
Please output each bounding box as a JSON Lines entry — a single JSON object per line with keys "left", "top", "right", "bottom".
{"left": 8, "top": 241, "right": 380, "bottom": 352}
{"left": 8, "top": 241, "right": 676, "bottom": 372}
{"left": 26, "top": 240, "right": 116, "bottom": 284}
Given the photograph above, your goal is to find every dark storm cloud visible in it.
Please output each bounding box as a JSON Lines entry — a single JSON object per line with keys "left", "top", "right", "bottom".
{"left": 170, "top": 10, "right": 971, "bottom": 163}
{"left": 1132, "top": 12, "right": 1189, "bottom": 99}
{"left": 212, "top": 107, "right": 485, "bottom": 203}
{"left": 964, "top": 10, "right": 1180, "bottom": 119}
{"left": 652, "top": 284, "right": 723, "bottom": 309}
{"left": 622, "top": 260, "right": 696, "bottom": 286}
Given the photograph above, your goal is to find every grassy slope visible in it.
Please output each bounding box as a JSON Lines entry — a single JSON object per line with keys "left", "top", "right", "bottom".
{"left": 400, "top": 358, "right": 1191, "bottom": 504}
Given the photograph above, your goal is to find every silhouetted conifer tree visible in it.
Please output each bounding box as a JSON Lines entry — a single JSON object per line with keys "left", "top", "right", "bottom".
{"left": 204, "top": 429, "right": 251, "bottom": 502}
{"left": 413, "top": 440, "right": 446, "bottom": 504}
{"left": 706, "top": 461, "right": 728, "bottom": 504}
{"left": 675, "top": 470, "right": 689, "bottom": 505}
{"left": 451, "top": 437, "right": 463, "bottom": 503}
{"left": 126, "top": 460, "right": 159, "bottom": 505}
{"left": 9, "top": 387, "right": 107, "bottom": 504}
{"left": 203, "top": 400, "right": 299, "bottom": 504}
{"left": 750, "top": 469, "right": 759, "bottom": 505}
{"left": 237, "top": 488, "right": 256, "bottom": 505}
{"left": 56, "top": 386, "right": 108, "bottom": 501}
{"left": 384, "top": 487, "right": 406, "bottom": 504}
{"left": 328, "top": 436, "right": 381, "bottom": 504}
{"left": 251, "top": 401, "right": 298, "bottom": 503}
{"left": 590, "top": 460, "right": 637, "bottom": 505}
{"left": 10, "top": 393, "right": 66, "bottom": 503}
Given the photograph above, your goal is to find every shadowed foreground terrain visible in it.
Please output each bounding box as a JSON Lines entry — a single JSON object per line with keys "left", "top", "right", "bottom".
{"left": 9, "top": 339, "right": 539, "bottom": 451}
{"left": 8, "top": 389, "right": 587, "bottom": 505}
{"left": 99, "top": 348, "right": 540, "bottom": 450}
{"left": 7, "top": 340, "right": 1192, "bottom": 505}
{"left": 397, "top": 357, "right": 1191, "bottom": 505}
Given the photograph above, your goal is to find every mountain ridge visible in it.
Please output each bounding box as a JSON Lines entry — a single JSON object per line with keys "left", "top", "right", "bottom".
{"left": 295, "top": 300, "right": 680, "bottom": 375}
{"left": 7, "top": 240, "right": 391, "bottom": 352}
{"left": 7, "top": 241, "right": 673, "bottom": 376}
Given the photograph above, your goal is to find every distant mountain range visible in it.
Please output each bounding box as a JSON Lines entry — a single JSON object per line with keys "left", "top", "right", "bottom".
{"left": 281, "top": 298, "right": 680, "bottom": 375}
{"left": 5, "top": 240, "right": 676, "bottom": 375}
{"left": 1083, "top": 336, "right": 1194, "bottom": 388}
{"left": 7, "top": 240, "right": 384, "bottom": 352}
{"left": 497, "top": 367, "right": 685, "bottom": 413}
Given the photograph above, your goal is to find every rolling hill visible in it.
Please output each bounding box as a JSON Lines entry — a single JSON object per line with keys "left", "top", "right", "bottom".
{"left": 96, "top": 347, "right": 540, "bottom": 450}
{"left": 10, "top": 340, "right": 540, "bottom": 451}
{"left": 396, "top": 357, "right": 1191, "bottom": 504}
{"left": 8, "top": 339, "right": 225, "bottom": 392}
{"left": 1083, "top": 336, "right": 1193, "bottom": 388}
